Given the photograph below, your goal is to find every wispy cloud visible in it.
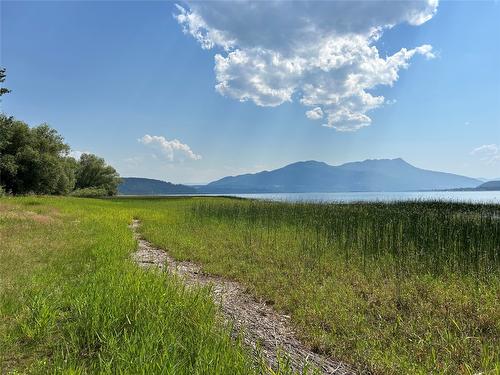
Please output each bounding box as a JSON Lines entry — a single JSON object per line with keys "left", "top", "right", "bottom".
{"left": 175, "top": 1, "right": 438, "bottom": 131}
{"left": 305, "top": 107, "right": 324, "bottom": 120}
{"left": 124, "top": 156, "right": 144, "bottom": 167}
{"left": 138, "top": 134, "right": 201, "bottom": 162}
{"left": 470, "top": 144, "right": 500, "bottom": 164}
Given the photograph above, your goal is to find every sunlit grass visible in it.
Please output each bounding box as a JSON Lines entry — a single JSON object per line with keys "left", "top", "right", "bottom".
{"left": 138, "top": 198, "right": 500, "bottom": 374}
{"left": 2, "top": 196, "right": 498, "bottom": 374}
{"left": 0, "top": 197, "right": 261, "bottom": 374}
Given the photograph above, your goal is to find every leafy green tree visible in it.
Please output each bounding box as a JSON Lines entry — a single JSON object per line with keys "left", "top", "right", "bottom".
{"left": 0, "top": 67, "right": 11, "bottom": 97}
{"left": 75, "top": 153, "right": 121, "bottom": 196}
{"left": 0, "top": 69, "right": 119, "bottom": 197}
{"left": 0, "top": 115, "right": 76, "bottom": 194}
{"left": 55, "top": 157, "right": 78, "bottom": 195}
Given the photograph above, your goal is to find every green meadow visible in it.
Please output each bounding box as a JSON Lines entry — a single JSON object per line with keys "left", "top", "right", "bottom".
{"left": 0, "top": 197, "right": 264, "bottom": 374}
{"left": 1, "top": 196, "right": 499, "bottom": 374}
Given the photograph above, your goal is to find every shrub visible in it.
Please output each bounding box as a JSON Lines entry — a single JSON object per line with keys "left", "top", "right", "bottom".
{"left": 70, "top": 187, "right": 108, "bottom": 198}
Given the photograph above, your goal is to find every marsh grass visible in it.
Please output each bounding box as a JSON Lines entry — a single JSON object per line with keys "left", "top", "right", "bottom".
{"left": 138, "top": 198, "right": 500, "bottom": 374}
{"left": 191, "top": 200, "right": 499, "bottom": 277}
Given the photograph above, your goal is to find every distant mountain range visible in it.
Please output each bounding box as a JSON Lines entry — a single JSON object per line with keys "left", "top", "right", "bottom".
{"left": 118, "top": 159, "right": 496, "bottom": 195}
{"left": 118, "top": 177, "right": 196, "bottom": 195}
{"left": 474, "top": 180, "right": 500, "bottom": 191}
{"left": 202, "top": 158, "right": 482, "bottom": 193}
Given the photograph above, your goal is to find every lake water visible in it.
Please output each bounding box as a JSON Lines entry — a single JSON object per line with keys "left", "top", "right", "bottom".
{"left": 218, "top": 191, "right": 500, "bottom": 204}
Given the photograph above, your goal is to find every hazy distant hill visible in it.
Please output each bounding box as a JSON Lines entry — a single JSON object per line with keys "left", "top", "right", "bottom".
{"left": 202, "top": 159, "right": 481, "bottom": 193}
{"left": 118, "top": 177, "right": 196, "bottom": 195}
{"left": 476, "top": 180, "right": 500, "bottom": 191}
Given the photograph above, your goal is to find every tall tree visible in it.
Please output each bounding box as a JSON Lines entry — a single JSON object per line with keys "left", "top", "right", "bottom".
{"left": 0, "top": 112, "right": 120, "bottom": 196}
{"left": 75, "top": 153, "right": 121, "bottom": 196}
{"left": 0, "top": 115, "right": 75, "bottom": 194}
{"left": 0, "top": 68, "right": 11, "bottom": 97}
{"left": 0, "top": 69, "right": 120, "bottom": 196}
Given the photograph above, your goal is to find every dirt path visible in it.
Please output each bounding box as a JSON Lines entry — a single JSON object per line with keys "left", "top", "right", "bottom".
{"left": 130, "top": 220, "right": 353, "bottom": 374}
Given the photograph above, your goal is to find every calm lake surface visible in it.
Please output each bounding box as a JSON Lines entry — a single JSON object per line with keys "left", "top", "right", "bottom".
{"left": 218, "top": 191, "right": 500, "bottom": 204}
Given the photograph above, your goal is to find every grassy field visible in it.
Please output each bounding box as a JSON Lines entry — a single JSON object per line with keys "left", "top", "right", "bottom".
{"left": 0, "top": 197, "right": 269, "bottom": 374}
{"left": 1, "top": 196, "right": 499, "bottom": 374}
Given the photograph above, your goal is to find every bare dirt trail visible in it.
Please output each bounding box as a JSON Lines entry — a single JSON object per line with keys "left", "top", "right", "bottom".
{"left": 130, "top": 220, "right": 353, "bottom": 374}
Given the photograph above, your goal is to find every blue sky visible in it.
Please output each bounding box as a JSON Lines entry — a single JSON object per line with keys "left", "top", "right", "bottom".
{"left": 1, "top": 1, "right": 499, "bottom": 183}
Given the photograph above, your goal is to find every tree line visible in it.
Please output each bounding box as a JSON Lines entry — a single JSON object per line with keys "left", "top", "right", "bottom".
{"left": 0, "top": 68, "right": 121, "bottom": 196}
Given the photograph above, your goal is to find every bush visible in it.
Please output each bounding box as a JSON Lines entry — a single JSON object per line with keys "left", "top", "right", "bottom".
{"left": 70, "top": 187, "right": 108, "bottom": 198}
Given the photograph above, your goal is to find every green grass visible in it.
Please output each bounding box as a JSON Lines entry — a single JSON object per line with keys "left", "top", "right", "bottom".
{"left": 137, "top": 198, "right": 500, "bottom": 374}
{"left": 1, "top": 196, "right": 499, "bottom": 374}
{"left": 0, "top": 197, "right": 265, "bottom": 374}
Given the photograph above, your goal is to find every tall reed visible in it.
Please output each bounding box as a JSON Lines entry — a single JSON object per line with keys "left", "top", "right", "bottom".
{"left": 191, "top": 200, "right": 500, "bottom": 277}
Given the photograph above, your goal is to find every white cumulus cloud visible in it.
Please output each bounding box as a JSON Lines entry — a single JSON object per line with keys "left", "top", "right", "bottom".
{"left": 175, "top": 1, "right": 438, "bottom": 131}
{"left": 470, "top": 144, "right": 500, "bottom": 164}
{"left": 139, "top": 134, "right": 202, "bottom": 162}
